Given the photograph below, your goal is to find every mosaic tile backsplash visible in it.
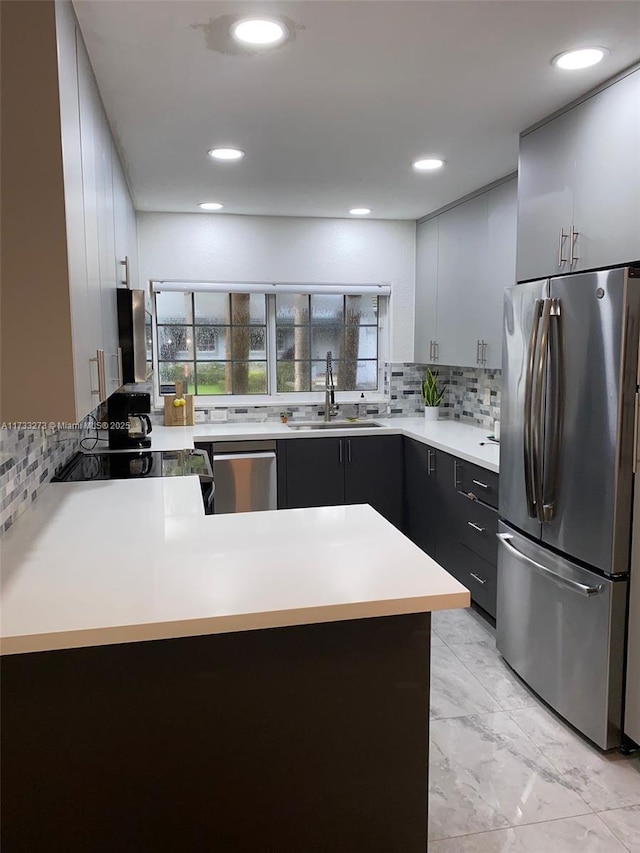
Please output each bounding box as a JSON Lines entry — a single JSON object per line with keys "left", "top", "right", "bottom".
{"left": 148, "top": 363, "right": 429, "bottom": 425}
{"left": 0, "top": 410, "right": 100, "bottom": 537}
{"left": 0, "top": 365, "right": 500, "bottom": 538}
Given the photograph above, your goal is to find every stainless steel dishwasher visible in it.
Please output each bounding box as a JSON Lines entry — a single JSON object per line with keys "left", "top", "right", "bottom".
{"left": 210, "top": 441, "right": 277, "bottom": 514}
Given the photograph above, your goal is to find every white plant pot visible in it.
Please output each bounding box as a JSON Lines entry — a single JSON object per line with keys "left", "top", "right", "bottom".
{"left": 424, "top": 406, "right": 440, "bottom": 422}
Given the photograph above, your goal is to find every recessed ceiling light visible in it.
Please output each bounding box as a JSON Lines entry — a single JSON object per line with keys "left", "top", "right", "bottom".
{"left": 198, "top": 202, "right": 224, "bottom": 211}
{"left": 413, "top": 158, "right": 445, "bottom": 172}
{"left": 349, "top": 208, "right": 372, "bottom": 215}
{"left": 208, "top": 148, "right": 244, "bottom": 161}
{"left": 552, "top": 47, "right": 608, "bottom": 70}
{"left": 231, "top": 18, "right": 287, "bottom": 46}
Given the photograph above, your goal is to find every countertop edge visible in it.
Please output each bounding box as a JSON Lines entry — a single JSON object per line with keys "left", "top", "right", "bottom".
{"left": 1, "top": 590, "right": 471, "bottom": 656}
{"left": 151, "top": 419, "right": 500, "bottom": 472}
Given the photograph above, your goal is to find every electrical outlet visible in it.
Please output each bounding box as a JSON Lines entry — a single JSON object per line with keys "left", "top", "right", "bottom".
{"left": 194, "top": 410, "right": 205, "bottom": 424}
{"left": 212, "top": 410, "right": 228, "bottom": 422}
{"left": 484, "top": 389, "right": 492, "bottom": 406}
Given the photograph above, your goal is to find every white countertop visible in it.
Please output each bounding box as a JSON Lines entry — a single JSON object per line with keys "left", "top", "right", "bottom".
{"left": 149, "top": 417, "right": 500, "bottom": 472}
{"left": 0, "top": 477, "right": 469, "bottom": 656}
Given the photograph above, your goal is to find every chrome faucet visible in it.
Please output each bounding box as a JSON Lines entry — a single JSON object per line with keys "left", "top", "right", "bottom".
{"left": 324, "top": 350, "right": 339, "bottom": 422}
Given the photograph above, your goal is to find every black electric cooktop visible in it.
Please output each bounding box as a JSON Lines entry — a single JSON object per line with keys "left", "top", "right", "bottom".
{"left": 53, "top": 450, "right": 213, "bottom": 483}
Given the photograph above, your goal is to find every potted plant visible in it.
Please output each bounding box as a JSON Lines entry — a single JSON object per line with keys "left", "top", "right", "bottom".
{"left": 421, "top": 368, "right": 445, "bottom": 421}
{"left": 280, "top": 412, "right": 289, "bottom": 424}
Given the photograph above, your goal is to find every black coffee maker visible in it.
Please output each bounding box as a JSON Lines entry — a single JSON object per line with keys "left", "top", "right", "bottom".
{"left": 107, "top": 391, "right": 153, "bottom": 449}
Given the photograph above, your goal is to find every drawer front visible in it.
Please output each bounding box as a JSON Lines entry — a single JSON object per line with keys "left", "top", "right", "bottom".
{"left": 455, "top": 459, "right": 499, "bottom": 510}
{"left": 458, "top": 496, "right": 499, "bottom": 565}
{"left": 459, "top": 547, "right": 497, "bottom": 618}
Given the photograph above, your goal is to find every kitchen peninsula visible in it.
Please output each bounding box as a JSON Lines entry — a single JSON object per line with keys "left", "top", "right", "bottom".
{"left": 1, "top": 474, "right": 468, "bottom": 852}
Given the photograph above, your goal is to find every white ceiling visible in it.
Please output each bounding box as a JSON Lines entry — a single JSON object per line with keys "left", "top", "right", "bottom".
{"left": 73, "top": 0, "right": 640, "bottom": 220}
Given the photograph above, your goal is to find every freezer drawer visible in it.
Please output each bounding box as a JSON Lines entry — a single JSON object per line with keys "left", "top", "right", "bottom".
{"left": 496, "top": 522, "right": 627, "bottom": 749}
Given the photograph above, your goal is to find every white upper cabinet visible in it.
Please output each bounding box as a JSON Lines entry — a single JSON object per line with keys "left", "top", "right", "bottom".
{"left": 112, "top": 142, "right": 140, "bottom": 293}
{"left": 436, "top": 193, "right": 489, "bottom": 368}
{"left": 572, "top": 70, "right": 640, "bottom": 273}
{"left": 414, "top": 218, "right": 439, "bottom": 364}
{"left": 517, "top": 109, "right": 577, "bottom": 282}
{"left": 413, "top": 177, "right": 517, "bottom": 370}
{"left": 517, "top": 68, "right": 640, "bottom": 282}
{"left": 484, "top": 179, "right": 517, "bottom": 369}
{"left": 0, "top": 0, "right": 134, "bottom": 422}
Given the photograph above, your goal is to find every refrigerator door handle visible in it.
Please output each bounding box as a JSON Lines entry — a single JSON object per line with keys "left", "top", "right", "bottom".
{"left": 497, "top": 533, "right": 605, "bottom": 597}
{"left": 524, "top": 299, "right": 543, "bottom": 518}
{"left": 542, "top": 299, "right": 563, "bottom": 521}
{"left": 532, "top": 298, "right": 552, "bottom": 523}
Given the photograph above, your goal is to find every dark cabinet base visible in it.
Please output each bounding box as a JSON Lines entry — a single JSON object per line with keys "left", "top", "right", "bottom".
{"left": 1, "top": 614, "right": 431, "bottom": 853}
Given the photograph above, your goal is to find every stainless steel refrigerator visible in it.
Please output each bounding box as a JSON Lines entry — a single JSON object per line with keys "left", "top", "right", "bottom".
{"left": 498, "top": 266, "right": 640, "bottom": 749}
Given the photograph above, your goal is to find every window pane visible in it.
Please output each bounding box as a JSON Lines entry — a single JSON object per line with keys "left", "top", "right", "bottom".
{"left": 231, "top": 293, "right": 265, "bottom": 325}
{"left": 344, "top": 325, "right": 377, "bottom": 360}
{"left": 277, "top": 327, "right": 310, "bottom": 360}
{"left": 159, "top": 362, "right": 195, "bottom": 394}
{"left": 277, "top": 361, "right": 310, "bottom": 393}
{"left": 230, "top": 327, "right": 266, "bottom": 361}
{"left": 156, "top": 292, "right": 192, "bottom": 325}
{"left": 233, "top": 361, "right": 267, "bottom": 394}
{"left": 311, "top": 294, "right": 344, "bottom": 323}
{"left": 194, "top": 293, "right": 229, "bottom": 325}
{"left": 158, "top": 326, "right": 193, "bottom": 360}
{"left": 276, "top": 293, "right": 310, "bottom": 324}
{"left": 311, "top": 360, "right": 340, "bottom": 391}
{"left": 311, "top": 326, "right": 343, "bottom": 360}
{"left": 196, "top": 326, "right": 227, "bottom": 360}
{"left": 196, "top": 362, "right": 230, "bottom": 395}
{"left": 354, "top": 361, "right": 378, "bottom": 390}
{"left": 346, "top": 295, "right": 378, "bottom": 325}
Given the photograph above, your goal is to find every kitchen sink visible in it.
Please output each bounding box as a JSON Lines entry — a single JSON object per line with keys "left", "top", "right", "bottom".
{"left": 287, "top": 420, "right": 383, "bottom": 430}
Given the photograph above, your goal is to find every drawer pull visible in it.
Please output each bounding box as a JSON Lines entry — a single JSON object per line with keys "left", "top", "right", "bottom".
{"left": 467, "top": 521, "right": 486, "bottom": 534}
{"left": 470, "top": 572, "right": 487, "bottom": 585}
{"left": 472, "top": 479, "right": 489, "bottom": 490}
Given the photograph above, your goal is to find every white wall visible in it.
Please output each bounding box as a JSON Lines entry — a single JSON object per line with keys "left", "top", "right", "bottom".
{"left": 136, "top": 212, "right": 416, "bottom": 362}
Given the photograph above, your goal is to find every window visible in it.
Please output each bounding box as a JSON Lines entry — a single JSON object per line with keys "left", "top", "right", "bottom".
{"left": 275, "top": 293, "right": 379, "bottom": 392}
{"left": 153, "top": 283, "right": 389, "bottom": 399}
{"left": 156, "top": 291, "right": 268, "bottom": 395}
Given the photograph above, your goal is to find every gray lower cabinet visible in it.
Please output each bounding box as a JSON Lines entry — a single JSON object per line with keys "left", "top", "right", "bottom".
{"left": 404, "top": 439, "right": 499, "bottom": 618}
{"left": 403, "top": 438, "right": 439, "bottom": 556}
{"left": 277, "top": 435, "right": 404, "bottom": 529}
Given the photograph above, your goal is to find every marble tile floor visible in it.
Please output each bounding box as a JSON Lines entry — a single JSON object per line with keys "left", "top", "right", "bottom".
{"left": 429, "top": 607, "right": 640, "bottom": 852}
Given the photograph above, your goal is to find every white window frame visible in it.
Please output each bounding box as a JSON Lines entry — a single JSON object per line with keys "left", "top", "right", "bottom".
{"left": 150, "top": 281, "right": 391, "bottom": 408}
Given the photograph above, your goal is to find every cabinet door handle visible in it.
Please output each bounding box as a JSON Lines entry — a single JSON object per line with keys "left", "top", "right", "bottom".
{"left": 120, "top": 256, "right": 130, "bottom": 287}
{"left": 453, "top": 459, "right": 460, "bottom": 489}
{"left": 569, "top": 224, "right": 579, "bottom": 265}
{"left": 427, "top": 448, "right": 435, "bottom": 476}
{"left": 434, "top": 341, "right": 439, "bottom": 362}
{"left": 472, "top": 479, "right": 489, "bottom": 490}
{"left": 89, "top": 353, "right": 101, "bottom": 397}
{"left": 558, "top": 227, "right": 568, "bottom": 266}
{"left": 98, "top": 349, "right": 106, "bottom": 400}
{"left": 482, "top": 341, "right": 487, "bottom": 365}
{"left": 476, "top": 339, "right": 482, "bottom": 365}
{"left": 91, "top": 350, "right": 107, "bottom": 400}
{"left": 111, "top": 349, "right": 123, "bottom": 387}
{"left": 467, "top": 521, "right": 486, "bottom": 533}
{"left": 347, "top": 439, "right": 352, "bottom": 463}
{"left": 339, "top": 439, "right": 343, "bottom": 464}
{"left": 470, "top": 572, "right": 487, "bottom": 585}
